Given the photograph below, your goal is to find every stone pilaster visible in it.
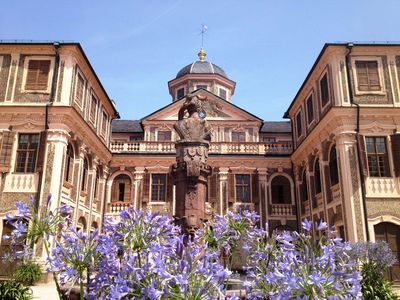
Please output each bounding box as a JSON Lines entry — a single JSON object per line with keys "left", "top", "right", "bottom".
{"left": 218, "top": 167, "right": 229, "bottom": 215}
{"left": 257, "top": 168, "right": 268, "bottom": 225}
{"left": 134, "top": 167, "right": 145, "bottom": 210}
{"left": 73, "top": 144, "right": 87, "bottom": 227}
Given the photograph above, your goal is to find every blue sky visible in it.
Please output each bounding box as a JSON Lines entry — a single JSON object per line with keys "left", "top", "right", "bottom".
{"left": 1, "top": 1, "right": 400, "bottom": 121}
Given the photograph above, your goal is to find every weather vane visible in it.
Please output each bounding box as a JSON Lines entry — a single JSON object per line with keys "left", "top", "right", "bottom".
{"left": 200, "top": 24, "right": 207, "bottom": 48}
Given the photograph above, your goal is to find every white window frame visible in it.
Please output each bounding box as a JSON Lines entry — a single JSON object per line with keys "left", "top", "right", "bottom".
{"left": 219, "top": 87, "right": 227, "bottom": 99}
{"left": 100, "top": 108, "right": 108, "bottom": 139}
{"left": 89, "top": 91, "right": 98, "bottom": 126}
{"left": 21, "top": 56, "right": 55, "bottom": 94}
{"left": 295, "top": 108, "right": 304, "bottom": 141}
{"left": 305, "top": 89, "right": 316, "bottom": 128}
{"left": 351, "top": 56, "right": 386, "bottom": 96}
{"left": 175, "top": 85, "right": 186, "bottom": 100}
{"left": 234, "top": 173, "right": 252, "bottom": 203}
{"left": 195, "top": 83, "right": 210, "bottom": 91}
{"left": 150, "top": 173, "right": 167, "bottom": 203}
{"left": 0, "top": 56, "right": 3, "bottom": 74}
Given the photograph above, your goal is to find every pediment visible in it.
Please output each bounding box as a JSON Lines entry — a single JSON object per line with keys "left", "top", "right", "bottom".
{"left": 142, "top": 90, "right": 262, "bottom": 124}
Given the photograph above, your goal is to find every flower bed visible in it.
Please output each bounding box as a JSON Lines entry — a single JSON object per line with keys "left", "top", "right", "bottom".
{"left": 3, "top": 197, "right": 398, "bottom": 299}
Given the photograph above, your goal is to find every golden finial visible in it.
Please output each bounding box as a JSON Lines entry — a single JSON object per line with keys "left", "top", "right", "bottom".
{"left": 198, "top": 48, "right": 206, "bottom": 61}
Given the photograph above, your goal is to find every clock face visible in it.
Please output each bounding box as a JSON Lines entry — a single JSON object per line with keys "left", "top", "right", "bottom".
{"left": 198, "top": 110, "right": 206, "bottom": 119}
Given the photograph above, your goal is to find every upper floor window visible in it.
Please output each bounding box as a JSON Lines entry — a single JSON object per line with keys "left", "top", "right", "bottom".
{"left": 219, "top": 88, "right": 227, "bottom": 99}
{"left": 295, "top": 110, "right": 303, "bottom": 140}
{"left": 90, "top": 95, "right": 98, "bottom": 124}
{"left": 262, "top": 137, "right": 276, "bottom": 142}
{"left": 306, "top": 94, "right": 314, "bottom": 125}
{"left": 329, "top": 145, "right": 339, "bottom": 186}
{"left": 15, "top": 134, "right": 39, "bottom": 173}
{"left": 235, "top": 174, "right": 251, "bottom": 203}
{"left": 129, "top": 136, "right": 143, "bottom": 141}
{"left": 176, "top": 88, "right": 185, "bottom": 99}
{"left": 65, "top": 144, "right": 74, "bottom": 183}
{"left": 75, "top": 72, "right": 85, "bottom": 107}
{"left": 25, "top": 60, "right": 51, "bottom": 91}
{"left": 151, "top": 174, "right": 166, "bottom": 201}
{"left": 366, "top": 137, "right": 390, "bottom": 177}
{"left": 319, "top": 73, "right": 330, "bottom": 108}
{"left": 232, "top": 131, "right": 245, "bottom": 142}
{"left": 101, "top": 110, "right": 108, "bottom": 137}
{"left": 157, "top": 131, "right": 171, "bottom": 141}
{"left": 196, "top": 85, "right": 208, "bottom": 90}
{"left": 355, "top": 61, "right": 380, "bottom": 91}
{"left": 314, "top": 158, "right": 322, "bottom": 194}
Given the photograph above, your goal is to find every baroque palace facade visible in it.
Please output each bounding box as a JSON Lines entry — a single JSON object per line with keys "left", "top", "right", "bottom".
{"left": 0, "top": 41, "right": 399, "bottom": 280}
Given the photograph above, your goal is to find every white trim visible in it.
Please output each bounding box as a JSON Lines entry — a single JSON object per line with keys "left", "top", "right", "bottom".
{"left": 351, "top": 56, "right": 386, "bottom": 96}
{"left": 89, "top": 91, "right": 98, "bottom": 126}
{"left": 305, "top": 89, "right": 316, "bottom": 128}
{"left": 150, "top": 173, "right": 167, "bottom": 202}
{"left": 268, "top": 173, "right": 295, "bottom": 205}
{"left": 73, "top": 68, "right": 87, "bottom": 110}
{"left": 21, "top": 55, "right": 55, "bottom": 94}
{"left": 233, "top": 173, "right": 252, "bottom": 203}
{"left": 295, "top": 108, "right": 304, "bottom": 142}
{"left": 0, "top": 56, "right": 3, "bottom": 75}
{"left": 368, "top": 215, "right": 400, "bottom": 242}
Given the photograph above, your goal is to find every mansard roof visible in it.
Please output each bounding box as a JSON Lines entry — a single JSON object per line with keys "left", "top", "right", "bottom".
{"left": 112, "top": 120, "right": 143, "bottom": 133}
{"left": 260, "top": 121, "right": 291, "bottom": 133}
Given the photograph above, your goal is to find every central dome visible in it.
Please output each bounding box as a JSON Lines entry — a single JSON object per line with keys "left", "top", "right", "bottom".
{"left": 175, "top": 48, "right": 228, "bottom": 79}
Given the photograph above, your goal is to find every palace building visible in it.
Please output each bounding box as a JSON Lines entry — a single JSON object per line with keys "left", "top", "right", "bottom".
{"left": 0, "top": 41, "right": 399, "bottom": 280}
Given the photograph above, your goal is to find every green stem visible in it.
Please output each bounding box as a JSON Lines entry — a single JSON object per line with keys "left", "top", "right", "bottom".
{"left": 137, "top": 250, "right": 142, "bottom": 268}
{"left": 80, "top": 277, "right": 84, "bottom": 300}
{"left": 44, "top": 240, "right": 63, "bottom": 300}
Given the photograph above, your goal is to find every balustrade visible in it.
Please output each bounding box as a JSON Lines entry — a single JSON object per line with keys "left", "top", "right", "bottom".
{"left": 3, "top": 173, "right": 39, "bottom": 193}
{"left": 365, "top": 177, "right": 400, "bottom": 198}
{"left": 271, "top": 203, "right": 293, "bottom": 216}
{"left": 111, "top": 141, "right": 292, "bottom": 155}
{"left": 108, "top": 201, "right": 131, "bottom": 214}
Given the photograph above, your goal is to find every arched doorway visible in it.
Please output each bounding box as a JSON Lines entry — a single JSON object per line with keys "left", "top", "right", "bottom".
{"left": 374, "top": 222, "right": 400, "bottom": 282}
{"left": 271, "top": 175, "right": 292, "bottom": 204}
{"left": 111, "top": 174, "right": 132, "bottom": 203}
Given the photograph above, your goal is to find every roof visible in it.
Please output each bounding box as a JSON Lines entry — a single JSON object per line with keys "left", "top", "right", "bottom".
{"left": 0, "top": 40, "right": 119, "bottom": 119}
{"left": 112, "top": 120, "right": 143, "bottom": 133}
{"left": 176, "top": 60, "right": 228, "bottom": 79}
{"left": 260, "top": 121, "right": 291, "bottom": 133}
{"left": 284, "top": 41, "right": 400, "bottom": 118}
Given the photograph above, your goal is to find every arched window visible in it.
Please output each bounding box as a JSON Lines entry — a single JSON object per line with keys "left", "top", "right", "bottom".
{"left": 314, "top": 158, "right": 322, "bottom": 194}
{"left": 77, "top": 216, "right": 87, "bottom": 231}
{"left": 329, "top": 145, "right": 339, "bottom": 186}
{"left": 65, "top": 144, "right": 74, "bottom": 183}
{"left": 111, "top": 174, "right": 132, "bottom": 202}
{"left": 271, "top": 176, "right": 291, "bottom": 204}
{"left": 81, "top": 157, "right": 89, "bottom": 192}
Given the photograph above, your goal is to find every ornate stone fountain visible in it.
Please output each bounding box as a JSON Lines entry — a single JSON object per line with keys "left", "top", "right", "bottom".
{"left": 171, "top": 92, "right": 218, "bottom": 235}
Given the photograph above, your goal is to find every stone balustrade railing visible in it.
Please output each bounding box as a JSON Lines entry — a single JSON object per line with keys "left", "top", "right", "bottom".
{"left": 111, "top": 141, "right": 292, "bottom": 155}
{"left": 3, "top": 173, "right": 39, "bottom": 193}
{"left": 271, "top": 203, "right": 293, "bottom": 216}
{"left": 365, "top": 177, "right": 400, "bottom": 198}
{"left": 108, "top": 201, "right": 131, "bottom": 214}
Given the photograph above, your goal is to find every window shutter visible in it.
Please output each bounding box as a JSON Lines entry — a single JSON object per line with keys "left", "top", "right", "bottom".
{"left": 25, "top": 60, "right": 51, "bottom": 90}
{"left": 0, "top": 131, "right": 15, "bottom": 172}
{"left": 37, "top": 61, "right": 51, "bottom": 89}
{"left": 35, "top": 131, "right": 47, "bottom": 172}
{"left": 228, "top": 173, "right": 235, "bottom": 202}
{"left": 391, "top": 134, "right": 400, "bottom": 177}
{"left": 357, "top": 134, "right": 369, "bottom": 177}
{"left": 142, "top": 173, "right": 150, "bottom": 202}
{"left": 252, "top": 173, "right": 259, "bottom": 203}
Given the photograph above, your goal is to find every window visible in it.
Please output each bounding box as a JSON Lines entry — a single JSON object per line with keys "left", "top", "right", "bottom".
{"left": 176, "top": 88, "right": 185, "bottom": 99}
{"left": 355, "top": 61, "right": 380, "bottom": 91}
{"left": 306, "top": 94, "right": 314, "bottom": 125}
{"left": 301, "top": 170, "right": 308, "bottom": 203}
{"left": 235, "top": 174, "right": 251, "bottom": 203}
{"left": 101, "top": 111, "right": 108, "bottom": 137}
{"left": 65, "top": 144, "right": 74, "bottom": 183}
{"left": 151, "top": 174, "right": 166, "bottom": 201}
{"left": 232, "top": 131, "right": 245, "bottom": 142}
{"left": 219, "top": 88, "right": 227, "bottom": 99}
{"left": 118, "top": 183, "right": 125, "bottom": 201}
{"left": 90, "top": 95, "right": 97, "bottom": 123}
{"left": 157, "top": 131, "right": 171, "bottom": 141}
{"left": 366, "top": 137, "right": 390, "bottom": 177}
{"left": 271, "top": 176, "right": 291, "bottom": 204}
{"left": 94, "top": 170, "right": 100, "bottom": 200}
{"left": 295, "top": 110, "right": 303, "bottom": 139}
{"left": 81, "top": 157, "right": 89, "bottom": 192}
{"left": 25, "top": 59, "right": 51, "bottom": 91}
{"left": 75, "top": 72, "right": 85, "bottom": 107}
{"left": 319, "top": 73, "right": 330, "bottom": 107}
{"left": 129, "top": 136, "right": 143, "bottom": 141}
{"left": 196, "top": 85, "right": 208, "bottom": 90}
{"left": 329, "top": 145, "right": 339, "bottom": 185}
{"left": 15, "top": 134, "right": 39, "bottom": 173}
{"left": 314, "top": 158, "right": 322, "bottom": 194}
{"left": 262, "top": 137, "right": 276, "bottom": 142}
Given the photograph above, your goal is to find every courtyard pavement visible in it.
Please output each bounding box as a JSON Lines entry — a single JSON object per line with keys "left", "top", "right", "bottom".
{"left": 31, "top": 281, "right": 59, "bottom": 299}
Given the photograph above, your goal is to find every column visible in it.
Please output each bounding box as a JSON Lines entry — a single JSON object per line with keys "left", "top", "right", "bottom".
{"left": 218, "top": 167, "right": 229, "bottom": 215}
{"left": 257, "top": 168, "right": 268, "bottom": 226}
{"left": 73, "top": 144, "right": 87, "bottom": 227}
{"left": 134, "top": 167, "right": 145, "bottom": 210}
{"left": 87, "top": 157, "right": 98, "bottom": 233}
{"left": 335, "top": 132, "right": 366, "bottom": 242}
{"left": 98, "top": 165, "right": 109, "bottom": 231}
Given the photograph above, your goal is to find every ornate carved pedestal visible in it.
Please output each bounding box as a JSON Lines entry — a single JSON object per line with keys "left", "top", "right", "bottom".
{"left": 171, "top": 92, "right": 215, "bottom": 235}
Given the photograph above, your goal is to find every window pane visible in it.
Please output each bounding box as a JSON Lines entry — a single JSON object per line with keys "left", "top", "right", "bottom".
{"left": 151, "top": 174, "right": 166, "bottom": 201}
{"left": 320, "top": 74, "right": 330, "bottom": 107}
{"left": 306, "top": 95, "right": 314, "bottom": 124}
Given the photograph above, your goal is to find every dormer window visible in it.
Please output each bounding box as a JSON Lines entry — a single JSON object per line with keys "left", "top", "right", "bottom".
{"left": 232, "top": 131, "right": 246, "bottom": 142}
{"left": 219, "top": 88, "right": 227, "bottom": 99}
{"left": 157, "top": 131, "right": 171, "bottom": 141}
{"left": 176, "top": 87, "right": 185, "bottom": 100}
{"left": 196, "top": 85, "right": 208, "bottom": 90}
